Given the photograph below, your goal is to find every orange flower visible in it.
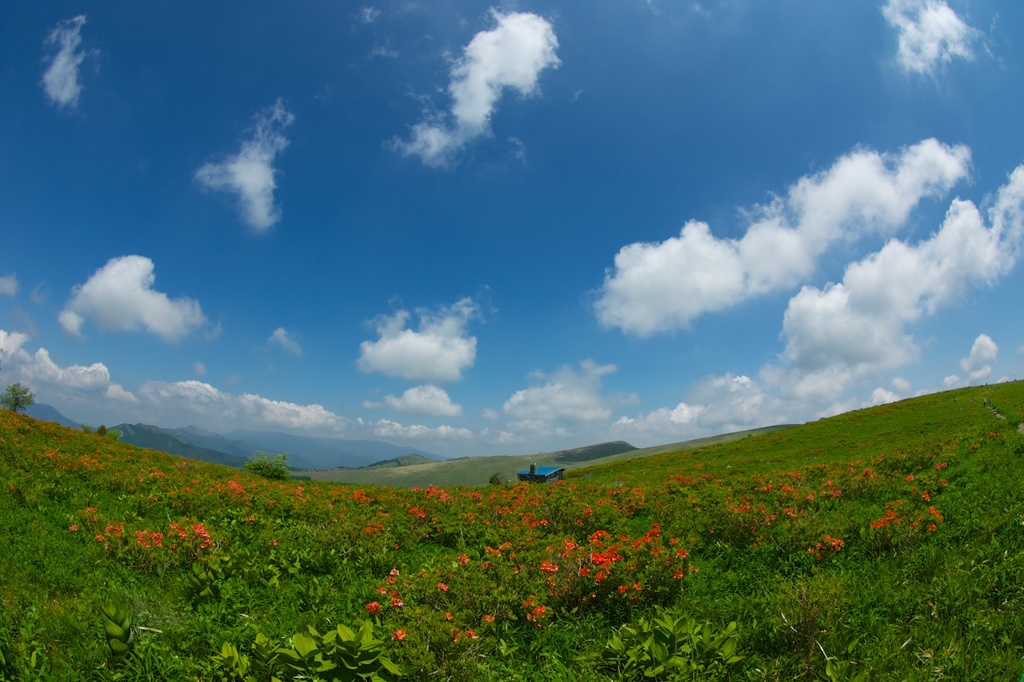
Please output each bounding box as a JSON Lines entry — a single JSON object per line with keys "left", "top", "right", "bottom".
{"left": 392, "top": 629, "right": 407, "bottom": 641}
{"left": 365, "top": 601, "right": 382, "bottom": 615}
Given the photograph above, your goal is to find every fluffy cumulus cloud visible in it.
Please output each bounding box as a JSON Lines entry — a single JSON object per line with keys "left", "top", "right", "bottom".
{"left": 396, "top": 10, "right": 559, "bottom": 166}
{"left": 610, "top": 161, "right": 1024, "bottom": 446}
{"left": 959, "top": 333, "right": 998, "bottom": 383}
{"left": 882, "top": 0, "right": 978, "bottom": 75}
{"left": 0, "top": 273, "right": 17, "bottom": 297}
{"left": 503, "top": 360, "right": 618, "bottom": 432}
{"left": 0, "top": 330, "right": 136, "bottom": 403}
{"left": 596, "top": 139, "right": 971, "bottom": 336}
{"left": 195, "top": 100, "right": 294, "bottom": 232}
{"left": 268, "top": 327, "right": 302, "bottom": 356}
{"left": 138, "top": 380, "right": 348, "bottom": 432}
{"left": 769, "top": 164, "right": 1024, "bottom": 403}
{"left": 58, "top": 255, "right": 206, "bottom": 342}
{"left": 41, "top": 15, "right": 89, "bottom": 109}
{"left": 611, "top": 374, "right": 784, "bottom": 445}
{"left": 366, "top": 384, "right": 463, "bottom": 417}
{"left": 358, "top": 298, "right": 479, "bottom": 383}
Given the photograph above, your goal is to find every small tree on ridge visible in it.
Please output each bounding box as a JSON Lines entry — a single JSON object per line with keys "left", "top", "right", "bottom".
{"left": 1, "top": 382, "right": 35, "bottom": 413}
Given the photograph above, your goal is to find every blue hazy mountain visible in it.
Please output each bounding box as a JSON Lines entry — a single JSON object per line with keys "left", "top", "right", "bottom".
{"left": 25, "top": 403, "right": 80, "bottom": 429}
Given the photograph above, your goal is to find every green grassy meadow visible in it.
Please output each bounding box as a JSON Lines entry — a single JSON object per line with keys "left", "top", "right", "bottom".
{"left": 306, "top": 427, "right": 791, "bottom": 489}
{"left": 2, "top": 382, "right": 1024, "bottom": 680}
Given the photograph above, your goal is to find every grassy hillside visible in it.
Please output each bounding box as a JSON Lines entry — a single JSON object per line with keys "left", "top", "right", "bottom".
{"left": 307, "top": 428, "right": 790, "bottom": 488}
{"left": 2, "top": 382, "right": 1024, "bottom": 680}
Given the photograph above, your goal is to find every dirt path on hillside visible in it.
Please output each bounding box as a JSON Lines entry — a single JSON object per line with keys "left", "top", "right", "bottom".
{"left": 984, "top": 400, "right": 1024, "bottom": 433}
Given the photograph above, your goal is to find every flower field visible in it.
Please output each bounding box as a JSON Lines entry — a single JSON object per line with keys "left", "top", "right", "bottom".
{"left": 2, "top": 382, "right": 1024, "bottom": 679}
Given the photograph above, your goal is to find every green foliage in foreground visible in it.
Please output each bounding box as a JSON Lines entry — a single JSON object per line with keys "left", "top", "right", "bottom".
{"left": 1, "top": 382, "right": 1024, "bottom": 680}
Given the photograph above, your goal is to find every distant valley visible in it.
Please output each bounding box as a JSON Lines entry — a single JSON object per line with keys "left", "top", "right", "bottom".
{"left": 24, "top": 404, "right": 445, "bottom": 471}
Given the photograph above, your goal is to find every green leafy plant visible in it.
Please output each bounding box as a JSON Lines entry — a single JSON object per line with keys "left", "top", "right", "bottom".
{"left": 604, "top": 608, "right": 742, "bottom": 680}
{"left": 100, "top": 601, "right": 134, "bottom": 658}
{"left": 210, "top": 642, "right": 251, "bottom": 681}
{"left": 273, "top": 621, "right": 405, "bottom": 681}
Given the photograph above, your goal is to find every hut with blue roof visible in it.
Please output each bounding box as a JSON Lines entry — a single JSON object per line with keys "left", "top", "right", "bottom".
{"left": 517, "top": 463, "right": 565, "bottom": 483}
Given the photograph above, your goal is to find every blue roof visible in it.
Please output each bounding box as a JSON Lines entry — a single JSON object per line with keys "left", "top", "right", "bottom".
{"left": 517, "top": 466, "right": 563, "bottom": 476}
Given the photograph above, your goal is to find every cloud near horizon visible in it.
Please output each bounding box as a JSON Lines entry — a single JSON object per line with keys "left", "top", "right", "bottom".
{"left": 595, "top": 139, "right": 971, "bottom": 336}
{"left": 195, "top": 100, "right": 294, "bottom": 232}
{"left": 358, "top": 298, "right": 479, "bottom": 383}
{"left": 58, "top": 256, "right": 206, "bottom": 342}
{"left": 365, "top": 384, "right": 463, "bottom": 417}
{"left": 960, "top": 333, "right": 999, "bottom": 383}
{"left": 502, "top": 360, "right": 621, "bottom": 433}
{"left": 41, "top": 15, "right": 89, "bottom": 109}
{"left": 610, "top": 162, "right": 1024, "bottom": 446}
{"left": 395, "top": 10, "right": 560, "bottom": 167}
{"left": 138, "top": 380, "right": 349, "bottom": 432}
{"left": 0, "top": 330, "right": 136, "bottom": 405}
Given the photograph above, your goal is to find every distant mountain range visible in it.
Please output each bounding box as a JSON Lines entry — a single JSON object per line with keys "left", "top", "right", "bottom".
{"left": 24, "top": 403, "right": 445, "bottom": 470}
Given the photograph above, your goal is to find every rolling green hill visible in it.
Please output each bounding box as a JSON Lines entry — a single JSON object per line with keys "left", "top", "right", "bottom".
{"left": 2, "top": 381, "right": 1024, "bottom": 680}
{"left": 306, "top": 427, "right": 791, "bottom": 487}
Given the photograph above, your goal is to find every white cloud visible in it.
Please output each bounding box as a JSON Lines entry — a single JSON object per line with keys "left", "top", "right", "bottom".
{"left": 370, "top": 419, "right": 473, "bottom": 440}
{"left": 138, "top": 380, "right": 349, "bottom": 432}
{"left": 768, "top": 163, "right": 1024, "bottom": 403}
{"left": 609, "top": 162, "right": 1024, "bottom": 447}
{"left": 0, "top": 330, "right": 30, "bottom": 358}
{"left": 20, "top": 348, "right": 136, "bottom": 401}
{"left": 41, "top": 15, "right": 89, "bottom": 109}
{"left": 891, "top": 376, "right": 912, "bottom": 393}
{"left": 596, "top": 139, "right": 971, "bottom": 336}
{"left": 366, "top": 384, "right": 463, "bottom": 417}
{"left": 358, "top": 298, "right": 479, "bottom": 382}
{"left": 503, "top": 360, "right": 617, "bottom": 428}
{"left": 268, "top": 327, "right": 302, "bottom": 356}
{"left": 195, "top": 100, "right": 294, "bottom": 232}
{"left": 0, "top": 331, "right": 136, "bottom": 405}
{"left": 395, "top": 10, "right": 560, "bottom": 166}
{"left": 0, "top": 273, "right": 17, "bottom": 297}
{"left": 59, "top": 255, "right": 206, "bottom": 342}
{"left": 882, "top": 0, "right": 978, "bottom": 75}
{"left": 960, "top": 333, "right": 998, "bottom": 383}
{"left": 359, "top": 7, "right": 381, "bottom": 24}
{"left": 611, "top": 374, "right": 787, "bottom": 445}
{"left": 868, "top": 387, "right": 901, "bottom": 405}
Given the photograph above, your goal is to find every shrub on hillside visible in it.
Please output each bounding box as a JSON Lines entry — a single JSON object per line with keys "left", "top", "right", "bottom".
{"left": 243, "top": 451, "right": 291, "bottom": 480}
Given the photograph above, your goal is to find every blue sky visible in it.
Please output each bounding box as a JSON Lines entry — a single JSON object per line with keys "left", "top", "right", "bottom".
{"left": 1, "top": 1, "right": 1022, "bottom": 457}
